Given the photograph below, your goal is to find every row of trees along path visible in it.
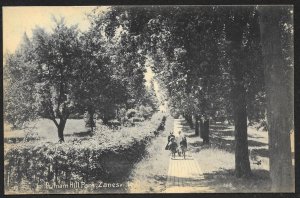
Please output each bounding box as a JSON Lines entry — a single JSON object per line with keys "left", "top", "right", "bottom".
{"left": 139, "top": 6, "right": 293, "bottom": 191}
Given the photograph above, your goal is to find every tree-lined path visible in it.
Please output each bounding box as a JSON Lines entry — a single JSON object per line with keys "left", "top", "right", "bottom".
{"left": 4, "top": 6, "right": 294, "bottom": 194}
{"left": 128, "top": 116, "right": 213, "bottom": 193}
{"left": 164, "top": 119, "right": 213, "bottom": 193}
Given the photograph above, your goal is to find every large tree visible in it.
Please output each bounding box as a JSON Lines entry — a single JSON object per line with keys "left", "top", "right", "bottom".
{"left": 224, "top": 7, "right": 253, "bottom": 177}
{"left": 258, "top": 6, "right": 294, "bottom": 192}
{"left": 88, "top": 7, "right": 158, "bottom": 115}
{"left": 31, "top": 19, "right": 82, "bottom": 142}
{"left": 75, "top": 25, "right": 126, "bottom": 129}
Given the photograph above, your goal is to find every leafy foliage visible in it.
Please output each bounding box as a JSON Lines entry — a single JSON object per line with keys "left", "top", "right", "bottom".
{"left": 4, "top": 34, "right": 39, "bottom": 128}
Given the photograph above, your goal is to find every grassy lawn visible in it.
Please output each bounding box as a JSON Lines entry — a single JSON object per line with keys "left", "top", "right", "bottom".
{"left": 4, "top": 119, "right": 91, "bottom": 141}
{"left": 184, "top": 123, "right": 272, "bottom": 192}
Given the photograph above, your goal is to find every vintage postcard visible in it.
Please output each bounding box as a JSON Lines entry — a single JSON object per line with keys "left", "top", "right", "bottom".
{"left": 3, "top": 5, "right": 294, "bottom": 194}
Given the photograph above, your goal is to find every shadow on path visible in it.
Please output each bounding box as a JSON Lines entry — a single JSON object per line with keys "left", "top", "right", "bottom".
{"left": 201, "top": 169, "right": 271, "bottom": 192}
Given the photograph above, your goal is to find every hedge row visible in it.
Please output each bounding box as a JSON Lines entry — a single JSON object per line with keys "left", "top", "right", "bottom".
{"left": 4, "top": 113, "right": 167, "bottom": 193}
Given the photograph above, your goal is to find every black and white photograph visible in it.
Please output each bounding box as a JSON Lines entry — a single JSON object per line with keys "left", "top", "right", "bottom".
{"left": 3, "top": 5, "right": 295, "bottom": 194}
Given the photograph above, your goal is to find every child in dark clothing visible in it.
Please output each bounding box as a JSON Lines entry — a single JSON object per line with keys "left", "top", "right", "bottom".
{"left": 180, "top": 136, "right": 187, "bottom": 159}
{"left": 169, "top": 137, "right": 178, "bottom": 158}
{"left": 165, "top": 132, "right": 175, "bottom": 150}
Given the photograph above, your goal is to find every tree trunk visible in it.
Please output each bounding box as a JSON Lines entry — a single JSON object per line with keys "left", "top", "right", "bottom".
{"left": 184, "top": 114, "right": 194, "bottom": 129}
{"left": 232, "top": 82, "right": 251, "bottom": 177}
{"left": 195, "top": 115, "right": 200, "bottom": 136}
{"left": 87, "top": 108, "right": 96, "bottom": 133}
{"left": 226, "top": 9, "right": 252, "bottom": 177}
{"left": 258, "top": 6, "right": 294, "bottom": 192}
{"left": 102, "top": 116, "right": 109, "bottom": 125}
{"left": 203, "top": 118, "right": 210, "bottom": 144}
{"left": 58, "top": 119, "right": 66, "bottom": 142}
{"left": 199, "top": 118, "right": 204, "bottom": 139}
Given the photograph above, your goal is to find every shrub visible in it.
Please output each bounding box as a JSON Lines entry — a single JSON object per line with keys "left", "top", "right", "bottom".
{"left": 68, "top": 113, "right": 84, "bottom": 119}
{"left": 116, "top": 108, "right": 127, "bottom": 123}
{"left": 126, "top": 109, "right": 137, "bottom": 119}
{"left": 138, "top": 105, "right": 153, "bottom": 119}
